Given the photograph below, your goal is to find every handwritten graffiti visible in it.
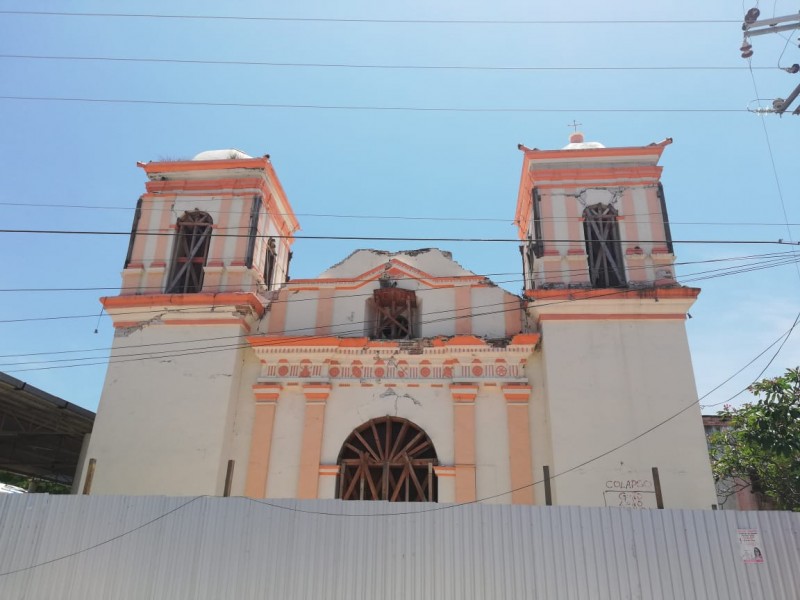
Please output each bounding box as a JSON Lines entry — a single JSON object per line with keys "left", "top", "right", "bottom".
{"left": 605, "top": 480, "right": 652, "bottom": 491}
{"left": 603, "top": 479, "right": 656, "bottom": 509}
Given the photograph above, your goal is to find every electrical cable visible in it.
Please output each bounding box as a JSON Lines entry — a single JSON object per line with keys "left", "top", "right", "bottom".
{"left": 0, "top": 96, "right": 748, "bottom": 113}
{"left": 0, "top": 53, "right": 769, "bottom": 72}
{"left": 5, "top": 254, "right": 796, "bottom": 371}
{"left": 0, "top": 318, "right": 788, "bottom": 580}
{"left": 0, "top": 10, "right": 742, "bottom": 25}
{"left": 701, "top": 311, "right": 800, "bottom": 408}
{"left": 4, "top": 201, "right": 800, "bottom": 228}
{"left": 0, "top": 496, "right": 205, "bottom": 578}
{"left": 1, "top": 251, "right": 797, "bottom": 370}
{"left": 2, "top": 284, "right": 657, "bottom": 371}
{"left": 0, "top": 300, "right": 791, "bottom": 582}
{"left": 0, "top": 248, "right": 794, "bottom": 302}
{"left": 0, "top": 297, "right": 532, "bottom": 372}
{"left": 746, "top": 63, "right": 800, "bottom": 283}
{"left": 0, "top": 227, "right": 796, "bottom": 245}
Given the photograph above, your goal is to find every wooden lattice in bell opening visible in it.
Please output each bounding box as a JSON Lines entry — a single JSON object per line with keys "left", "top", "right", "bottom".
{"left": 336, "top": 417, "right": 438, "bottom": 502}
{"left": 165, "top": 211, "right": 213, "bottom": 293}
{"left": 372, "top": 287, "right": 416, "bottom": 339}
{"left": 583, "top": 203, "right": 626, "bottom": 288}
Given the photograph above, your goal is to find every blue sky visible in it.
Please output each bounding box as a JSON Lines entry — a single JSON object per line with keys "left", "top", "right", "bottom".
{"left": 1, "top": 0, "right": 798, "bottom": 413}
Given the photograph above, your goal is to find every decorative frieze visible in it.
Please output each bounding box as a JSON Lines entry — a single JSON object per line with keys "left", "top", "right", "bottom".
{"left": 247, "top": 334, "right": 538, "bottom": 384}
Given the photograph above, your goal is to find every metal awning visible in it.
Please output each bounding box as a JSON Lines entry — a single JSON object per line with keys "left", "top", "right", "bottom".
{"left": 0, "top": 372, "right": 94, "bottom": 483}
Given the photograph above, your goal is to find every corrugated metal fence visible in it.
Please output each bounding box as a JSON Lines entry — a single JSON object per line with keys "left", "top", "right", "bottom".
{"left": 0, "top": 495, "right": 797, "bottom": 599}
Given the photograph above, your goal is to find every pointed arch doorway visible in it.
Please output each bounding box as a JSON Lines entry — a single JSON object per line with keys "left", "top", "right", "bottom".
{"left": 336, "top": 417, "right": 438, "bottom": 502}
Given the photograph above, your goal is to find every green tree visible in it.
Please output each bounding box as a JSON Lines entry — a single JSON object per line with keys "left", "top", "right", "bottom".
{"left": 0, "top": 470, "right": 71, "bottom": 494}
{"left": 709, "top": 367, "right": 800, "bottom": 511}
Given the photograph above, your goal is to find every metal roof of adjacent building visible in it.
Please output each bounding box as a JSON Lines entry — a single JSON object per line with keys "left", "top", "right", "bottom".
{"left": 0, "top": 495, "right": 797, "bottom": 599}
{"left": 0, "top": 372, "right": 95, "bottom": 483}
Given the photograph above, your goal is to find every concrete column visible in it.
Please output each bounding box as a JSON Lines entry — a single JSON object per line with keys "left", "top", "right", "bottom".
{"left": 502, "top": 384, "right": 535, "bottom": 504}
{"left": 296, "top": 383, "right": 332, "bottom": 499}
{"left": 244, "top": 383, "right": 281, "bottom": 498}
{"left": 450, "top": 383, "right": 478, "bottom": 502}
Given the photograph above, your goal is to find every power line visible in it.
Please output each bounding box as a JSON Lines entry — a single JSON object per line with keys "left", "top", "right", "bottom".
{"left": 2, "top": 298, "right": 530, "bottom": 372}
{"left": 700, "top": 311, "right": 800, "bottom": 409}
{"left": 4, "top": 201, "right": 800, "bottom": 228}
{"left": 0, "top": 53, "right": 767, "bottom": 72}
{"left": 0, "top": 496, "right": 205, "bottom": 578}
{"left": 0, "top": 344, "right": 766, "bottom": 578}
{"left": 0, "top": 248, "right": 794, "bottom": 303}
{"left": 0, "top": 201, "right": 507, "bottom": 222}
{"left": 0, "top": 251, "right": 795, "bottom": 327}
{"left": 0, "top": 96, "right": 747, "bottom": 113}
{"left": 0, "top": 250, "right": 794, "bottom": 351}
{"left": 5, "top": 255, "right": 796, "bottom": 370}
{"left": 3, "top": 281, "right": 699, "bottom": 370}
{"left": 747, "top": 63, "right": 800, "bottom": 283}
{"left": 0, "top": 294, "right": 789, "bottom": 580}
{"left": 0, "top": 10, "right": 741, "bottom": 25}
{"left": 0, "top": 227, "right": 796, "bottom": 245}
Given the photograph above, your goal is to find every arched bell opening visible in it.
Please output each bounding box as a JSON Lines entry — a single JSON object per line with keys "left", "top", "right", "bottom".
{"left": 336, "top": 416, "right": 438, "bottom": 502}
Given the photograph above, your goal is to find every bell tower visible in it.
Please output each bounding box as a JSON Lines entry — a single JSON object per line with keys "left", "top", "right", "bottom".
{"left": 516, "top": 134, "right": 717, "bottom": 509}
{"left": 122, "top": 149, "right": 299, "bottom": 297}
{"left": 515, "top": 133, "right": 676, "bottom": 291}
{"left": 85, "top": 149, "right": 300, "bottom": 496}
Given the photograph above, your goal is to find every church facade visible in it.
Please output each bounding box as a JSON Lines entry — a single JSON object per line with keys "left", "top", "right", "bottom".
{"left": 82, "top": 137, "right": 717, "bottom": 509}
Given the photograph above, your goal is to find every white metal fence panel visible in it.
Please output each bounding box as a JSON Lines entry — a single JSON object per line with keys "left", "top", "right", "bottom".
{"left": 0, "top": 495, "right": 797, "bottom": 599}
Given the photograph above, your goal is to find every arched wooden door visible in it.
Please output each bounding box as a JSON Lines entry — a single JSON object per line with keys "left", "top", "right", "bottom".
{"left": 336, "top": 417, "right": 438, "bottom": 502}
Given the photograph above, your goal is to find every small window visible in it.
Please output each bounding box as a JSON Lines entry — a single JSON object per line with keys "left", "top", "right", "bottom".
{"left": 583, "top": 203, "right": 626, "bottom": 288}
{"left": 371, "top": 286, "right": 416, "bottom": 339}
{"left": 165, "top": 211, "right": 213, "bottom": 293}
{"left": 263, "top": 238, "right": 277, "bottom": 290}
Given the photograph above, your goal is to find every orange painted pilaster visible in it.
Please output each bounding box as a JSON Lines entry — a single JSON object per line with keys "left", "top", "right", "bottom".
{"left": 266, "top": 289, "right": 289, "bottom": 335}
{"left": 450, "top": 383, "right": 478, "bottom": 502}
{"left": 244, "top": 384, "right": 281, "bottom": 498}
{"left": 208, "top": 194, "right": 232, "bottom": 266}
{"left": 128, "top": 197, "right": 153, "bottom": 267}
{"left": 565, "top": 192, "right": 582, "bottom": 255}
{"left": 151, "top": 198, "right": 174, "bottom": 271}
{"left": 504, "top": 295, "right": 522, "bottom": 336}
{"left": 232, "top": 199, "right": 253, "bottom": 268}
{"left": 454, "top": 285, "right": 472, "bottom": 335}
{"left": 297, "top": 383, "right": 332, "bottom": 499}
{"left": 502, "top": 384, "right": 535, "bottom": 504}
{"left": 315, "top": 288, "right": 335, "bottom": 335}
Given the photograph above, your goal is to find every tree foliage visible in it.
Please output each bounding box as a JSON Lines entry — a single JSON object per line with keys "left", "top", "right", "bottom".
{"left": 0, "top": 470, "right": 71, "bottom": 495}
{"left": 709, "top": 367, "right": 800, "bottom": 511}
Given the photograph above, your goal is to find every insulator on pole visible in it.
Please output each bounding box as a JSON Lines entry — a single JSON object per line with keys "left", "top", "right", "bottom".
{"left": 744, "top": 8, "right": 761, "bottom": 25}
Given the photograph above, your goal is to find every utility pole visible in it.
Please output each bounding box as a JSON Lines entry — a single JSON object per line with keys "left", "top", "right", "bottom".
{"left": 740, "top": 8, "right": 800, "bottom": 115}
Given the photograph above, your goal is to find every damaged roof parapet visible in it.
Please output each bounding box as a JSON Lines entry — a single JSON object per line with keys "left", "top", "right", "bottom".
{"left": 318, "top": 248, "right": 472, "bottom": 280}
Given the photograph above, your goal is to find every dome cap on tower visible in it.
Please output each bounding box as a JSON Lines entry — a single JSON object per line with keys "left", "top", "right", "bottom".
{"left": 563, "top": 132, "right": 605, "bottom": 150}
{"left": 192, "top": 149, "right": 253, "bottom": 161}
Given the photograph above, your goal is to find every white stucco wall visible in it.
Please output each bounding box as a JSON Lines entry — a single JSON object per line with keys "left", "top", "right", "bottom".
{"left": 82, "top": 324, "right": 252, "bottom": 496}
{"left": 525, "top": 353, "right": 554, "bottom": 504}
{"left": 537, "top": 318, "right": 717, "bottom": 509}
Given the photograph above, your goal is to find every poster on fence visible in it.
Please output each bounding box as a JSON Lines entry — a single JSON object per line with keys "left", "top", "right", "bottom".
{"left": 737, "top": 529, "right": 765, "bottom": 563}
